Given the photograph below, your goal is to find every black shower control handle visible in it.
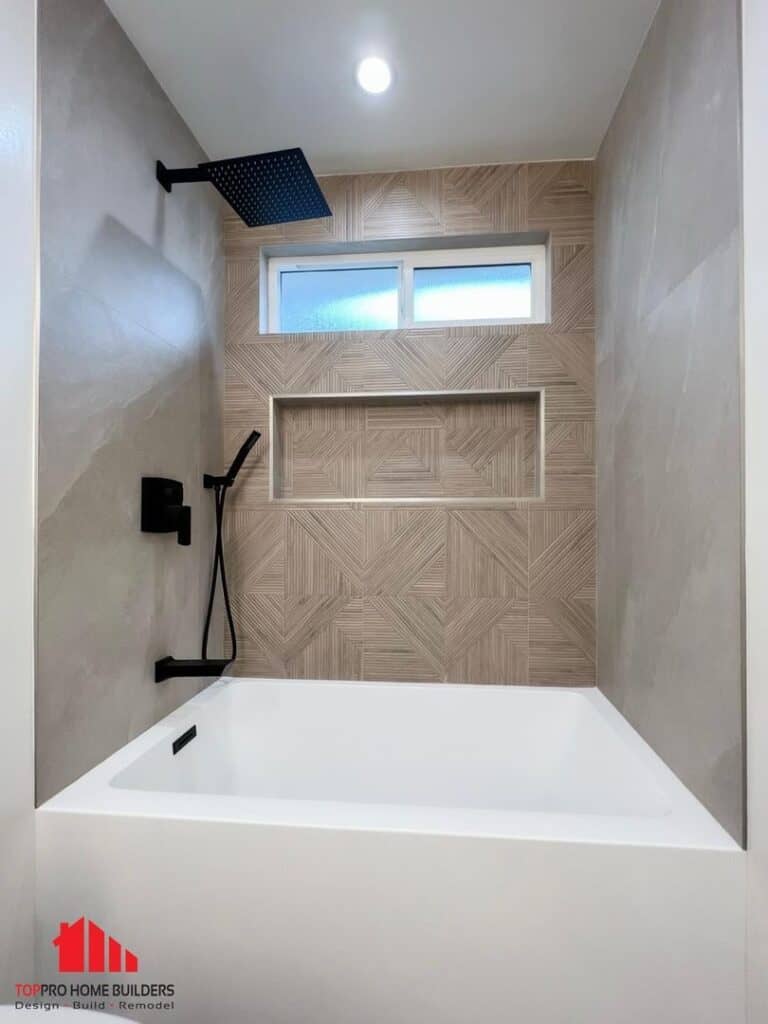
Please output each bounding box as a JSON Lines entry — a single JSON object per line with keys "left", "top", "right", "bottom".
{"left": 177, "top": 504, "right": 191, "bottom": 546}
{"left": 141, "top": 477, "right": 191, "bottom": 547}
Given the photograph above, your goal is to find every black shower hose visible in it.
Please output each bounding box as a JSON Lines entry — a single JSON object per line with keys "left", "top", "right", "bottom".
{"left": 201, "top": 482, "right": 237, "bottom": 664}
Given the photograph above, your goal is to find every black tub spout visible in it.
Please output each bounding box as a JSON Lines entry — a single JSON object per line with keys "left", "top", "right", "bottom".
{"left": 155, "top": 657, "right": 231, "bottom": 684}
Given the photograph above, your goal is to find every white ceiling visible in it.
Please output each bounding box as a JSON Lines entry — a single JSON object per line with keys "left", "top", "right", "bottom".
{"left": 105, "top": 0, "right": 659, "bottom": 175}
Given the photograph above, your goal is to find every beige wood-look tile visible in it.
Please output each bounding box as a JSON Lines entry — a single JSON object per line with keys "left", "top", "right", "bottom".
{"left": 362, "top": 596, "right": 445, "bottom": 682}
{"left": 364, "top": 509, "right": 447, "bottom": 597}
{"left": 285, "top": 510, "right": 364, "bottom": 595}
{"left": 285, "top": 596, "right": 363, "bottom": 680}
{"left": 224, "top": 161, "right": 596, "bottom": 685}
{"left": 225, "top": 509, "right": 285, "bottom": 597}
{"left": 447, "top": 510, "right": 528, "bottom": 599}
{"left": 529, "top": 599, "right": 596, "bottom": 685}
{"left": 445, "top": 599, "right": 529, "bottom": 684}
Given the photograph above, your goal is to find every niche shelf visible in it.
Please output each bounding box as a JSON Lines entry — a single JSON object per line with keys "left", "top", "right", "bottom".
{"left": 269, "top": 388, "right": 545, "bottom": 505}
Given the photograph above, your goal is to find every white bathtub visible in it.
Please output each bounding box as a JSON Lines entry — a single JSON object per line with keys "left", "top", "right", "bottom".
{"left": 36, "top": 679, "right": 746, "bottom": 1024}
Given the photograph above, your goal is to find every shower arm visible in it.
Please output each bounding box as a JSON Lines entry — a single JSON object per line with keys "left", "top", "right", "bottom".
{"left": 156, "top": 161, "right": 208, "bottom": 193}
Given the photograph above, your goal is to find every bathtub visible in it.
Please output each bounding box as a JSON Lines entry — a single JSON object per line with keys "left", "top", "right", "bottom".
{"left": 36, "top": 678, "right": 746, "bottom": 1024}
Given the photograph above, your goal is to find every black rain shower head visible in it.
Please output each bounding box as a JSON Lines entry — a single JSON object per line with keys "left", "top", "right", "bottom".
{"left": 156, "top": 148, "right": 331, "bottom": 227}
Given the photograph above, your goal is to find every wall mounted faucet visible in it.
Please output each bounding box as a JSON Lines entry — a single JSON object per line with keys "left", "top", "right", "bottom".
{"left": 141, "top": 477, "right": 191, "bottom": 546}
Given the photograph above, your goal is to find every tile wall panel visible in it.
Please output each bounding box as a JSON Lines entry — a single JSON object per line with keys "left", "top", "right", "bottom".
{"left": 224, "top": 162, "right": 595, "bottom": 684}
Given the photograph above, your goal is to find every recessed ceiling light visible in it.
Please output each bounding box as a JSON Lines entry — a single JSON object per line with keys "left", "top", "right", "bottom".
{"left": 356, "top": 57, "right": 392, "bottom": 94}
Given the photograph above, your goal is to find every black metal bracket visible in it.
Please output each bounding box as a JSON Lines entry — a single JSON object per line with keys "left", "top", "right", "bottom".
{"left": 155, "top": 657, "right": 232, "bottom": 684}
{"left": 156, "top": 160, "right": 208, "bottom": 194}
{"left": 141, "top": 478, "right": 191, "bottom": 546}
{"left": 203, "top": 473, "right": 229, "bottom": 489}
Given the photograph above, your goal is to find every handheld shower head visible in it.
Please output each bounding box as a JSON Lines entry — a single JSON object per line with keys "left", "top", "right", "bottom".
{"left": 224, "top": 430, "right": 261, "bottom": 486}
{"left": 203, "top": 430, "right": 261, "bottom": 490}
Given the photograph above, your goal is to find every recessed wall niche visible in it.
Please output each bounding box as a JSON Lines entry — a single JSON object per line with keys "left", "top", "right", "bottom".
{"left": 270, "top": 388, "right": 544, "bottom": 503}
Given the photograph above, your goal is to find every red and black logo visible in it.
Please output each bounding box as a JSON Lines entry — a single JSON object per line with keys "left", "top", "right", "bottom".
{"left": 53, "top": 917, "right": 139, "bottom": 973}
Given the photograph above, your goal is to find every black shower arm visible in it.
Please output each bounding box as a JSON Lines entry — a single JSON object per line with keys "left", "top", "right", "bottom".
{"left": 156, "top": 161, "right": 208, "bottom": 194}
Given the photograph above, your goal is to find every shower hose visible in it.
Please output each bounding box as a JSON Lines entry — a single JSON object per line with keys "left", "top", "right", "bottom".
{"left": 201, "top": 481, "right": 237, "bottom": 664}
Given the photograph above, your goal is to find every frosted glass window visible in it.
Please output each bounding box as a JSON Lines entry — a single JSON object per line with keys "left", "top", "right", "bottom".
{"left": 413, "top": 263, "right": 532, "bottom": 323}
{"left": 268, "top": 246, "right": 546, "bottom": 331}
{"left": 280, "top": 266, "right": 398, "bottom": 333}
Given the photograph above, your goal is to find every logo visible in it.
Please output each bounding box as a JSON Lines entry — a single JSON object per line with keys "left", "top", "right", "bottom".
{"left": 52, "top": 917, "right": 139, "bottom": 973}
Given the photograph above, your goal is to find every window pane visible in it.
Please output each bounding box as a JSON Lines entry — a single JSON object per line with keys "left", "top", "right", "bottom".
{"left": 280, "top": 266, "right": 398, "bottom": 333}
{"left": 413, "top": 263, "right": 532, "bottom": 322}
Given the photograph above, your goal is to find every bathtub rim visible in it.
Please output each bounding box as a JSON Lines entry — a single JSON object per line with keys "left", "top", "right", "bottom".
{"left": 36, "top": 677, "right": 740, "bottom": 852}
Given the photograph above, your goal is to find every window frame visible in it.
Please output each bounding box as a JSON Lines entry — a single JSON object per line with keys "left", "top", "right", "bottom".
{"left": 266, "top": 244, "right": 548, "bottom": 333}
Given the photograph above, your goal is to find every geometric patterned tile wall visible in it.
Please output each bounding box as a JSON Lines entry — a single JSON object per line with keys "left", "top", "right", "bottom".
{"left": 224, "top": 161, "right": 595, "bottom": 684}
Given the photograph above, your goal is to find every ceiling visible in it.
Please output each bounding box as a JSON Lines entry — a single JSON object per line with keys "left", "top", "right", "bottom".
{"left": 105, "top": 0, "right": 660, "bottom": 175}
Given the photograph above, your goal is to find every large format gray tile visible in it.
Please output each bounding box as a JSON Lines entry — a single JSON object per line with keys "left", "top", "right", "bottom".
{"left": 611, "top": 232, "right": 742, "bottom": 840}
{"left": 596, "top": 0, "right": 743, "bottom": 842}
{"left": 37, "top": 0, "right": 225, "bottom": 803}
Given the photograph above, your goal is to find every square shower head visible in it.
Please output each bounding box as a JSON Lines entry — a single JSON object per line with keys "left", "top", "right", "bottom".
{"left": 199, "top": 148, "right": 331, "bottom": 228}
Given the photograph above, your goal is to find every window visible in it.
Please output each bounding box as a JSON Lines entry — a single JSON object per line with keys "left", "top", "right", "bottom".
{"left": 267, "top": 245, "right": 547, "bottom": 333}
{"left": 279, "top": 265, "right": 398, "bottom": 333}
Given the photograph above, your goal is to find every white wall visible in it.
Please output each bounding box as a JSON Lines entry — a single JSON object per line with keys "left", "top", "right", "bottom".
{"left": 743, "top": 0, "right": 768, "bottom": 1017}
{"left": 0, "top": 0, "right": 38, "bottom": 999}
